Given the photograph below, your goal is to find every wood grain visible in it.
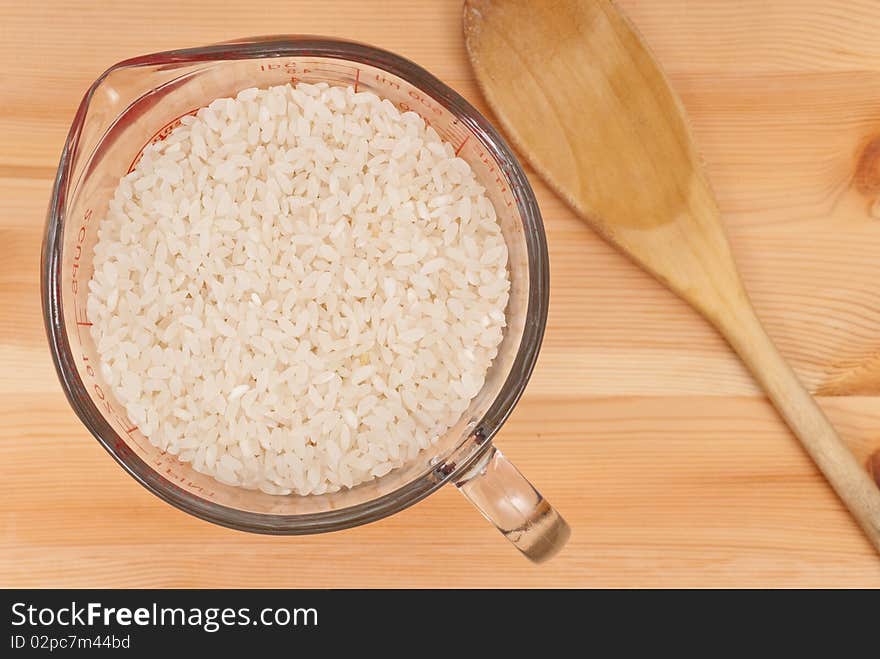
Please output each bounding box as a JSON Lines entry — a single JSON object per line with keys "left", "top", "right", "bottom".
{"left": 464, "top": 0, "right": 880, "bottom": 551}
{"left": 2, "top": 0, "right": 880, "bottom": 586}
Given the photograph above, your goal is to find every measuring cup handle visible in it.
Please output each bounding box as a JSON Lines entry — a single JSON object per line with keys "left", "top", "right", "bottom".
{"left": 455, "top": 445, "right": 569, "bottom": 562}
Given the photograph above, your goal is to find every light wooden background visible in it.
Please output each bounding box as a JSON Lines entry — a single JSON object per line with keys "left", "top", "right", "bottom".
{"left": 2, "top": 0, "right": 880, "bottom": 587}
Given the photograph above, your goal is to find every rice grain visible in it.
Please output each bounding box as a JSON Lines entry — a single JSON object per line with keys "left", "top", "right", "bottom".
{"left": 87, "top": 82, "right": 510, "bottom": 496}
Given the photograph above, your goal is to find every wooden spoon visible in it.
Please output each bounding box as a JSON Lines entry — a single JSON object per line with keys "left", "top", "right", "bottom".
{"left": 464, "top": 0, "right": 880, "bottom": 552}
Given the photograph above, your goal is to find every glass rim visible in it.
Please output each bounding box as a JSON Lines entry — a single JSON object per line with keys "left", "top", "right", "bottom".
{"left": 42, "top": 35, "right": 549, "bottom": 534}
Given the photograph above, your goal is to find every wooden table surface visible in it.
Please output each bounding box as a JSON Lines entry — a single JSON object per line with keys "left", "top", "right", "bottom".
{"left": 3, "top": 0, "right": 880, "bottom": 587}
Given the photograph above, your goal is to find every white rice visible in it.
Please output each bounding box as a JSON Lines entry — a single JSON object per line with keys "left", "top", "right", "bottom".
{"left": 87, "top": 82, "right": 509, "bottom": 496}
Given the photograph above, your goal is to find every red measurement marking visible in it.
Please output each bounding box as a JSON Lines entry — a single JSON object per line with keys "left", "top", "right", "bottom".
{"left": 125, "top": 426, "right": 138, "bottom": 434}
{"left": 454, "top": 134, "right": 470, "bottom": 157}
{"left": 374, "top": 72, "right": 401, "bottom": 91}
{"left": 76, "top": 321, "right": 93, "bottom": 327}
{"left": 127, "top": 108, "right": 199, "bottom": 173}
{"left": 71, "top": 299, "right": 90, "bottom": 344}
{"left": 354, "top": 68, "right": 360, "bottom": 93}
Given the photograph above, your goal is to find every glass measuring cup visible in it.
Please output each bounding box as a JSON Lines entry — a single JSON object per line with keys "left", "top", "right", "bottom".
{"left": 42, "top": 36, "right": 569, "bottom": 561}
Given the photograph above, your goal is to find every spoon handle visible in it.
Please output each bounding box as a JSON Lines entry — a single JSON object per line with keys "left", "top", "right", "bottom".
{"left": 717, "top": 304, "right": 880, "bottom": 552}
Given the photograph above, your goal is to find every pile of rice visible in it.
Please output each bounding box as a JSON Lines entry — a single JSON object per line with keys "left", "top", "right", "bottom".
{"left": 87, "top": 82, "right": 509, "bottom": 495}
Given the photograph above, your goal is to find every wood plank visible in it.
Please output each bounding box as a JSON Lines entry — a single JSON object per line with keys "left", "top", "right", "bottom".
{"left": 1, "top": 394, "right": 879, "bottom": 587}
{"left": 2, "top": 0, "right": 880, "bottom": 586}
